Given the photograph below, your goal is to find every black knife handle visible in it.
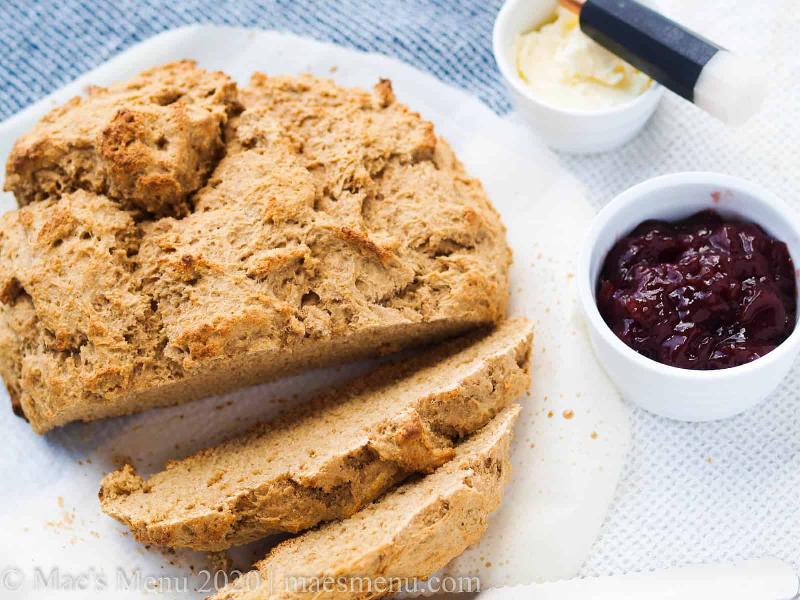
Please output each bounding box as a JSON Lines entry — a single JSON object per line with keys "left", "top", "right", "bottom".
{"left": 580, "top": 0, "right": 721, "bottom": 101}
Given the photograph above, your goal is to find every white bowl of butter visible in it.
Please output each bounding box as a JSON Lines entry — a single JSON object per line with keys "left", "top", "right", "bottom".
{"left": 494, "top": 0, "right": 664, "bottom": 153}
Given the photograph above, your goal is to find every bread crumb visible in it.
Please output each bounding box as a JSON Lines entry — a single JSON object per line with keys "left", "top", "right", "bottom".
{"left": 206, "top": 470, "right": 225, "bottom": 486}
{"left": 46, "top": 508, "right": 75, "bottom": 530}
{"left": 562, "top": 409, "right": 574, "bottom": 420}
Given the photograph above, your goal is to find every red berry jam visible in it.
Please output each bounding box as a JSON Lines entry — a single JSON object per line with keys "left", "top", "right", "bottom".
{"left": 597, "top": 210, "right": 797, "bottom": 370}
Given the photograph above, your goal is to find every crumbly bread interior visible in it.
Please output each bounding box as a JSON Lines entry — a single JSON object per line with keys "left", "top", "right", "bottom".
{"left": 210, "top": 405, "right": 519, "bottom": 600}
{"left": 99, "top": 319, "right": 531, "bottom": 551}
{"left": 0, "top": 66, "right": 511, "bottom": 433}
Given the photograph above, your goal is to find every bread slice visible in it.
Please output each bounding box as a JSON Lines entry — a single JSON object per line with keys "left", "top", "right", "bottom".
{"left": 4, "top": 60, "right": 237, "bottom": 216}
{"left": 210, "top": 405, "right": 519, "bottom": 600}
{"left": 0, "top": 70, "right": 511, "bottom": 433}
{"left": 99, "top": 319, "right": 531, "bottom": 551}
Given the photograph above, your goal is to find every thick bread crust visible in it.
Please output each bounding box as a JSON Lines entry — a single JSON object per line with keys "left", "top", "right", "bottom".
{"left": 4, "top": 60, "right": 238, "bottom": 216}
{"left": 210, "top": 405, "right": 519, "bottom": 600}
{"left": 0, "top": 69, "right": 511, "bottom": 433}
{"left": 99, "top": 319, "right": 532, "bottom": 551}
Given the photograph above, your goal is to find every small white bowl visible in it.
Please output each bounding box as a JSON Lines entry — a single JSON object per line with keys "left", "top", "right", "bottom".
{"left": 493, "top": 0, "right": 664, "bottom": 153}
{"left": 577, "top": 173, "right": 800, "bottom": 421}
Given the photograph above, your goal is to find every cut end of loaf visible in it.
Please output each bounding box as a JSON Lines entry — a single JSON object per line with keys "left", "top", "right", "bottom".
{"left": 98, "top": 318, "right": 532, "bottom": 551}
{"left": 210, "top": 405, "right": 520, "bottom": 600}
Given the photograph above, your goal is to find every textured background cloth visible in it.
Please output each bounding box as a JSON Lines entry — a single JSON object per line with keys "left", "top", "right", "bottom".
{"left": 1, "top": 0, "right": 799, "bottom": 580}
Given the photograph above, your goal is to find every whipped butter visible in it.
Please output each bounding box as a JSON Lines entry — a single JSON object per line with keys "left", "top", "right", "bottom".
{"left": 515, "top": 7, "right": 652, "bottom": 110}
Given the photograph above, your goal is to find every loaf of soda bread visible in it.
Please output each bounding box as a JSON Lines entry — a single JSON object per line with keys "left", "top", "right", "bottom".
{"left": 209, "top": 405, "right": 519, "bottom": 600}
{"left": 0, "top": 66, "right": 511, "bottom": 432}
{"left": 99, "top": 319, "right": 531, "bottom": 551}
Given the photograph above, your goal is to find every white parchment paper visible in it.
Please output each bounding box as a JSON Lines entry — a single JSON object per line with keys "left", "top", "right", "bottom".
{"left": 0, "top": 27, "right": 629, "bottom": 598}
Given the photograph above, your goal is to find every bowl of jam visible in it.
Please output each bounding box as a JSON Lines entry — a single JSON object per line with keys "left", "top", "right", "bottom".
{"left": 578, "top": 173, "right": 800, "bottom": 421}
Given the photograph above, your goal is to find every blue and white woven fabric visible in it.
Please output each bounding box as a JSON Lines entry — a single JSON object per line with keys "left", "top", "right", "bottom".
{"left": 0, "top": 0, "right": 509, "bottom": 120}
{"left": 2, "top": 0, "right": 800, "bottom": 582}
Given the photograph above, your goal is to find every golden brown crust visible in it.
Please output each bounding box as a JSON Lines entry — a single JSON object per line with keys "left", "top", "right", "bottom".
{"left": 98, "top": 321, "right": 532, "bottom": 551}
{"left": 0, "top": 68, "right": 511, "bottom": 433}
{"left": 4, "top": 60, "right": 238, "bottom": 216}
{"left": 210, "top": 406, "right": 519, "bottom": 600}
